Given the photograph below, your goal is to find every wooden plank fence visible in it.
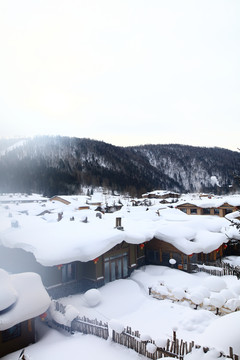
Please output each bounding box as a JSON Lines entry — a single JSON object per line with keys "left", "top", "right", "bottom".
{"left": 48, "top": 301, "right": 239, "bottom": 359}
{"left": 192, "top": 262, "right": 240, "bottom": 279}
{"left": 72, "top": 317, "right": 109, "bottom": 340}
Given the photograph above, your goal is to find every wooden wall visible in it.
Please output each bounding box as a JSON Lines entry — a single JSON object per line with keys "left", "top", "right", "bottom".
{"left": 0, "top": 319, "right": 35, "bottom": 358}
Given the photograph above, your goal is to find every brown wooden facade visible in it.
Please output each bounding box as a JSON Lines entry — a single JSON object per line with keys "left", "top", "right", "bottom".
{"left": 50, "top": 196, "right": 71, "bottom": 205}
{"left": 0, "top": 235, "right": 229, "bottom": 301}
{"left": 0, "top": 241, "right": 143, "bottom": 299}
{"left": 176, "top": 202, "right": 239, "bottom": 217}
{"left": 80, "top": 241, "right": 139, "bottom": 291}
{"left": 0, "top": 319, "right": 36, "bottom": 358}
{"left": 145, "top": 238, "right": 226, "bottom": 271}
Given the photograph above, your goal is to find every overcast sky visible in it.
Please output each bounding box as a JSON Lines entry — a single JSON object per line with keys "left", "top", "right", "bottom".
{"left": 0, "top": 0, "right": 239, "bottom": 151}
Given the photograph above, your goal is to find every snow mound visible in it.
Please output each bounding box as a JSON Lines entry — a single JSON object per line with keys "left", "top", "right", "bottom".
{"left": 231, "top": 284, "right": 240, "bottom": 295}
{"left": 84, "top": 289, "right": 102, "bottom": 307}
{"left": 190, "top": 286, "right": 210, "bottom": 299}
{"left": 225, "top": 298, "right": 240, "bottom": 311}
{"left": 146, "top": 342, "right": 157, "bottom": 354}
{"left": 209, "top": 293, "right": 225, "bottom": 308}
{"left": 190, "top": 292, "right": 204, "bottom": 305}
{"left": 203, "top": 277, "right": 227, "bottom": 292}
{"left": 140, "top": 334, "right": 152, "bottom": 342}
{"left": 172, "top": 287, "right": 186, "bottom": 300}
{"left": 0, "top": 268, "right": 18, "bottom": 311}
{"left": 219, "top": 289, "right": 235, "bottom": 301}
{"left": 199, "top": 311, "right": 240, "bottom": 354}
{"left": 157, "top": 285, "right": 169, "bottom": 296}
{"left": 155, "top": 337, "right": 167, "bottom": 348}
{"left": 64, "top": 305, "right": 80, "bottom": 324}
{"left": 185, "top": 347, "right": 222, "bottom": 360}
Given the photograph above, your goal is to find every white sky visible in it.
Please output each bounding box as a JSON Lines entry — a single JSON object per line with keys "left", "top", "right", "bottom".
{"left": 0, "top": 0, "right": 239, "bottom": 150}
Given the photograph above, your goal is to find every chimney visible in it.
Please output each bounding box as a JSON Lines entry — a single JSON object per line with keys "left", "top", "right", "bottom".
{"left": 115, "top": 217, "right": 124, "bottom": 230}
{"left": 58, "top": 212, "right": 63, "bottom": 222}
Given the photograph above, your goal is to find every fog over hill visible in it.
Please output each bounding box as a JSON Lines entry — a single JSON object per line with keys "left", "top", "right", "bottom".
{"left": 0, "top": 136, "right": 239, "bottom": 196}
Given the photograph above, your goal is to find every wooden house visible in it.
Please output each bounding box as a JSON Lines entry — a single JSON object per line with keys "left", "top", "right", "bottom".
{"left": 0, "top": 240, "right": 142, "bottom": 299}
{"left": 142, "top": 190, "right": 180, "bottom": 200}
{"left": 0, "top": 319, "right": 36, "bottom": 358}
{"left": 145, "top": 238, "right": 227, "bottom": 271}
{"left": 0, "top": 271, "right": 50, "bottom": 357}
{"left": 218, "top": 202, "right": 240, "bottom": 217}
{"left": 176, "top": 202, "right": 240, "bottom": 217}
{"left": 50, "top": 195, "right": 71, "bottom": 205}
{"left": 79, "top": 241, "right": 139, "bottom": 291}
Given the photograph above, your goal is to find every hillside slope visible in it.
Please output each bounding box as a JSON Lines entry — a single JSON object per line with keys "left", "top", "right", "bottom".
{"left": 0, "top": 136, "right": 239, "bottom": 196}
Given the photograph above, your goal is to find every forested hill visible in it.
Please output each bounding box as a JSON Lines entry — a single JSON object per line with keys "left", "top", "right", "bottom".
{"left": 0, "top": 136, "right": 239, "bottom": 196}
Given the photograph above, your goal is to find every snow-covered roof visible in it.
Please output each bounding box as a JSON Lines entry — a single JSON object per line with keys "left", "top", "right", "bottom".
{"left": 176, "top": 195, "right": 240, "bottom": 209}
{"left": 0, "top": 192, "right": 233, "bottom": 266}
{"left": 0, "top": 193, "right": 48, "bottom": 203}
{"left": 142, "top": 189, "right": 179, "bottom": 197}
{"left": 0, "top": 269, "right": 51, "bottom": 330}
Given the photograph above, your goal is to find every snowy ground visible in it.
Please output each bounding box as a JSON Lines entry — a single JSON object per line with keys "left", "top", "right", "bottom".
{"left": 3, "top": 265, "right": 240, "bottom": 360}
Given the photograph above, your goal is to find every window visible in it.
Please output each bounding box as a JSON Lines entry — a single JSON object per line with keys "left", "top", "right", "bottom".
{"left": 2, "top": 324, "right": 21, "bottom": 342}
{"left": 104, "top": 252, "right": 128, "bottom": 284}
{"left": 203, "top": 208, "right": 210, "bottom": 215}
{"left": 61, "top": 263, "right": 76, "bottom": 283}
{"left": 190, "top": 208, "right": 197, "bottom": 214}
{"left": 214, "top": 208, "right": 219, "bottom": 215}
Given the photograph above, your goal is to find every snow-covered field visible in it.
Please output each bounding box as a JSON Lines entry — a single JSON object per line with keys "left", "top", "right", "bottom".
{"left": 3, "top": 265, "right": 240, "bottom": 360}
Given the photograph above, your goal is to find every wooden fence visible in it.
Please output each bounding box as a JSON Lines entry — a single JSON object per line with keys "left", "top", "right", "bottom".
{"left": 72, "top": 317, "right": 109, "bottom": 340}
{"left": 112, "top": 328, "right": 187, "bottom": 359}
{"left": 148, "top": 287, "right": 240, "bottom": 316}
{"left": 48, "top": 301, "right": 239, "bottom": 359}
{"left": 192, "top": 261, "right": 240, "bottom": 279}
{"left": 49, "top": 301, "right": 108, "bottom": 340}
{"left": 111, "top": 328, "right": 239, "bottom": 360}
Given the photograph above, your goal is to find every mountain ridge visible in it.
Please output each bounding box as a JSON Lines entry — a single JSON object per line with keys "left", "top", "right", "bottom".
{"left": 0, "top": 136, "right": 239, "bottom": 196}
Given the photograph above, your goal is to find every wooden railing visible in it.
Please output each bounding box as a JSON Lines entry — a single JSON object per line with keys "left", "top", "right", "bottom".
{"left": 46, "top": 301, "right": 239, "bottom": 360}
{"left": 191, "top": 261, "right": 240, "bottom": 279}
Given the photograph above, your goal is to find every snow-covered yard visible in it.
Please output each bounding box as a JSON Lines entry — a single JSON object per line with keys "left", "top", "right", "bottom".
{"left": 3, "top": 265, "right": 240, "bottom": 360}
